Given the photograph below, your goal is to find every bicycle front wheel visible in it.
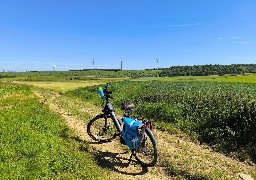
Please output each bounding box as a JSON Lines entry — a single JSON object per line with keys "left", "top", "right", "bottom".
{"left": 135, "top": 128, "right": 157, "bottom": 167}
{"left": 87, "top": 114, "right": 117, "bottom": 143}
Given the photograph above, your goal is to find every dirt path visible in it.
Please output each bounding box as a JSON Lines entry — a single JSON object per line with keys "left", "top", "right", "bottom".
{"left": 34, "top": 90, "right": 169, "bottom": 180}
{"left": 33, "top": 90, "right": 256, "bottom": 180}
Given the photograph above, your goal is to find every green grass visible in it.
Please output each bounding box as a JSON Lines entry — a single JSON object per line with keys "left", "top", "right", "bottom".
{"left": 0, "top": 83, "right": 109, "bottom": 179}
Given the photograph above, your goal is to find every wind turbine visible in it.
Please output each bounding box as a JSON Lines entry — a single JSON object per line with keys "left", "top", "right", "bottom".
{"left": 52, "top": 64, "right": 57, "bottom": 71}
{"left": 156, "top": 58, "right": 159, "bottom": 70}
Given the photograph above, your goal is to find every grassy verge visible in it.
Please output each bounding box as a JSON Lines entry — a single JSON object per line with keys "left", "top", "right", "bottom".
{"left": 0, "top": 83, "right": 109, "bottom": 179}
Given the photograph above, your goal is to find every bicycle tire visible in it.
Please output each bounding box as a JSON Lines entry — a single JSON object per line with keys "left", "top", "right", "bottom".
{"left": 87, "top": 114, "right": 117, "bottom": 143}
{"left": 134, "top": 128, "right": 157, "bottom": 167}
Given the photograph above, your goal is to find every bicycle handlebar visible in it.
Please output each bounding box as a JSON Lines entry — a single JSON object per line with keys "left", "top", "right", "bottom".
{"left": 103, "top": 82, "right": 113, "bottom": 101}
{"left": 105, "top": 83, "right": 110, "bottom": 90}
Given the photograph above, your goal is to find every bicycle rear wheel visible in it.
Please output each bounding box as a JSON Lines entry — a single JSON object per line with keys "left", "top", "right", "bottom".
{"left": 87, "top": 114, "right": 117, "bottom": 143}
{"left": 135, "top": 128, "right": 157, "bottom": 167}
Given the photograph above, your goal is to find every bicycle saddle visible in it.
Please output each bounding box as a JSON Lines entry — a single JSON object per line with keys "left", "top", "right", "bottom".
{"left": 121, "top": 103, "right": 135, "bottom": 110}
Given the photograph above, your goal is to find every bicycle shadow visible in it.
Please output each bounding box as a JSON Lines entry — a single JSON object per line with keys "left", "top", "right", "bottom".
{"left": 72, "top": 136, "right": 210, "bottom": 179}
{"left": 71, "top": 136, "right": 99, "bottom": 145}
{"left": 72, "top": 136, "right": 148, "bottom": 176}
{"left": 94, "top": 150, "right": 148, "bottom": 176}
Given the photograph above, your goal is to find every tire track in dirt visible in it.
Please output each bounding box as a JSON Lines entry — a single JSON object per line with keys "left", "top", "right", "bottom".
{"left": 33, "top": 90, "right": 256, "bottom": 180}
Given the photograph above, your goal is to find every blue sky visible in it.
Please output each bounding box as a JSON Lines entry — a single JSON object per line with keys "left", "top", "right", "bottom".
{"left": 0, "top": 0, "right": 256, "bottom": 71}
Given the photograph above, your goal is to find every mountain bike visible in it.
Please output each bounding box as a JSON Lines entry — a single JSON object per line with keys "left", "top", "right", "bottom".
{"left": 87, "top": 83, "right": 157, "bottom": 167}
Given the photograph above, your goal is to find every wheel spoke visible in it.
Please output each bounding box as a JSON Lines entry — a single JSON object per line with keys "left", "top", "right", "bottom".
{"left": 135, "top": 128, "right": 157, "bottom": 167}
{"left": 87, "top": 115, "right": 117, "bottom": 142}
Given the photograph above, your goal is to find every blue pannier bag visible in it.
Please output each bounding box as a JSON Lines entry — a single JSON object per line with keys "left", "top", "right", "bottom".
{"left": 121, "top": 117, "right": 145, "bottom": 150}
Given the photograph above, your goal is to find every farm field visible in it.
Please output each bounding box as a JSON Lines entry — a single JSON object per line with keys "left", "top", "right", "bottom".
{"left": 2, "top": 70, "right": 256, "bottom": 84}
{"left": 67, "top": 80, "right": 256, "bottom": 164}
{"left": 132, "top": 73, "right": 256, "bottom": 83}
{"left": 1, "top": 74, "right": 256, "bottom": 179}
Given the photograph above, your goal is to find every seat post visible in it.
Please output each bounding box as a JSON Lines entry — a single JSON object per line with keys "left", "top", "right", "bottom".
{"left": 124, "top": 110, "right": 131, "bottom": 117}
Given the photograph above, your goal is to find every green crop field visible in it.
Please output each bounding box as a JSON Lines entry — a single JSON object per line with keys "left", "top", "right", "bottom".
{"left": 66, "top": 80, "right": 256, "bottom": 163}
{"left": 0, "top": 83, "right": 108, "bottom": 179}
{"left": 133, "top": 73, "right": 256, "bottom": 83}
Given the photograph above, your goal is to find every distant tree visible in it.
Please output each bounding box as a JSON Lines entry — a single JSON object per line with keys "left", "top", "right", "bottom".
{"left": 159, "top": 64, "right": 256, "bottom": 77}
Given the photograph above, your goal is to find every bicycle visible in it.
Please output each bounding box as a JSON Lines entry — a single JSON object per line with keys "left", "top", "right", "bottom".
{"left": 87, "top": 83, "right": 157, "bottom": 167}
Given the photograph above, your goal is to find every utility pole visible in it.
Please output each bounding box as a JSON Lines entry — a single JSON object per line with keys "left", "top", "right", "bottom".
{"left": 121, "top": 60, "right": 123, "bottom": 70}
{"left": 92, "top": 58, "right": 95, "bottom": 68}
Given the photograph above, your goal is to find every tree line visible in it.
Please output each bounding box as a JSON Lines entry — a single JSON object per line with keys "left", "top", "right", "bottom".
{"left": 159, "top": 64, "right": 256, "bottom": 77}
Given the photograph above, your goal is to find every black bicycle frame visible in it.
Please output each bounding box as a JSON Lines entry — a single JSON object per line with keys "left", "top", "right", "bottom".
{"left": 102, "top": 84, "right": 122, "bottom": 133}
{"left": 102, "top": 102, "right": 122, "bottom": 133}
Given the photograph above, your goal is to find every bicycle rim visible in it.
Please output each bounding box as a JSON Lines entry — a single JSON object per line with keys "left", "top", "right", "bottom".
{"left": 134, "top": 128, "right": 157, "bottom": 167}
{"left": 87, "top": 114, "right": 117, "bottom": 143}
